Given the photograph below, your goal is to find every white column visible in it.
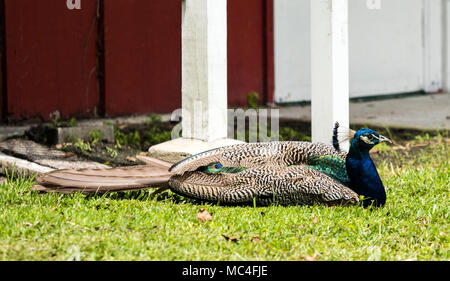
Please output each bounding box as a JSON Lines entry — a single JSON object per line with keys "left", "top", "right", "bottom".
{"left": 310, "top": 0, "right": 349, "bottom": 149}
{"left": 181, "top": 0, "right": 228, "bottom": 142}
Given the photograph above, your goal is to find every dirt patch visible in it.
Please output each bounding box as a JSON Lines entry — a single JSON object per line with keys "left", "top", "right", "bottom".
{"left": 60, "top": 142, "right": 144, "bottom": 167}
{"left": 24, "top": 118, "right": 175, "bottom": 167}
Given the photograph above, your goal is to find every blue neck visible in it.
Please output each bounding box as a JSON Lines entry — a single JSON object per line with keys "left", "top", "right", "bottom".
{"left": 346, "top": 142, "right": 386, "bottom": 207}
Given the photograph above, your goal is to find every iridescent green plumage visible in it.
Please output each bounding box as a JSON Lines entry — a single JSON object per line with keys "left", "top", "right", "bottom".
{"left": 201, "top": 163, "right": 247, "bottom": 174}
{"left": 306, "top": 155, "right": 350, "bottom": 185}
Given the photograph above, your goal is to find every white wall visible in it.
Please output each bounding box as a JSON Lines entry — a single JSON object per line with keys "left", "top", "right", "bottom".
{"left": 274, "top": 0, "right": 310, "bottom": 103}
{"left": 445, "top": 0, "right": 450, "bottom": 92}
{"left": 422, "top": 0, "right": 443, "bottom": 93}
{"left": 349, "top": 0, "right": 424, "bottom": 97}
{"left": 274, "top": 0, "right": 445, "bottom": 103}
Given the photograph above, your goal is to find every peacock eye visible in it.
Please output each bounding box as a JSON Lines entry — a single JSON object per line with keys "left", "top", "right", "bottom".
{"left": 214, "top": 163, "right": 223, "bottom": 170}
{"left": 368, "top": 134, "right": 374, "bottom": 140}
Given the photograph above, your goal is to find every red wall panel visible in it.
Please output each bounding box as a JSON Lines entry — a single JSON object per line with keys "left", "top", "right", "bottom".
{"left": 0, "top": 0, "right": 5, "bottom": 120}
{"left": 103, "top": 0, "right": 182, "bottom": 116}
{"left": 228, "top": 0, "right": 274, "bottom": 106}
{"left": 104, "top": 0, "right": 272, "bottom": 115}
{"left": 5, "top": 0, "right": 100, "bottom": 121}
{"left": 264, "top": 0, "right": 275, "bottom": 104}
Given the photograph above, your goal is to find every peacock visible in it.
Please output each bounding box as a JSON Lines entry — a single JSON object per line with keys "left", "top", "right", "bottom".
{"left": 32, "top": 124, "right": 391, "bottom": 207}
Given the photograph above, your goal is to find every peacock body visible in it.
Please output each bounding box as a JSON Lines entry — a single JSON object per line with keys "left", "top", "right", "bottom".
{"left": 33, "top": 126, "right": 391, "bottom": 207}
{"left": 168, "top": 141, "right": 358, "bottom": 206}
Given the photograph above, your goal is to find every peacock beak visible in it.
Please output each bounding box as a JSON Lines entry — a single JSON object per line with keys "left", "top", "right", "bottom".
{"left": 377, "top": 134, "right": 392, "bottom": 144}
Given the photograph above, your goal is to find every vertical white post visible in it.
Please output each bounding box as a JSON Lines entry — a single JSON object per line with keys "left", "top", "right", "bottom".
{"left": 181, "top": 0, "right": 228, "bottom": 142}
{"left": 310, "top": 0, "right": 349, "bottom": 149}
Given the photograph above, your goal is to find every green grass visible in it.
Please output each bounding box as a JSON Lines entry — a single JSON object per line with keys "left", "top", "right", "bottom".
{"left": 0, "top": 138, "right": 448, "bottom": 261}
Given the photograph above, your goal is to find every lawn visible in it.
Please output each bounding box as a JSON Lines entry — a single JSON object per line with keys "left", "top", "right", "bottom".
{"left": 0, "top": 133, "right": 448, "bottom": 261}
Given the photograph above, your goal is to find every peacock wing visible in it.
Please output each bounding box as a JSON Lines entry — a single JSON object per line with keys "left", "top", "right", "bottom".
{"left": 169, "top": 164, "right": 358, "bottom": 206}
{"left": 206, "top": 165, "right": 359, "bottom": 205}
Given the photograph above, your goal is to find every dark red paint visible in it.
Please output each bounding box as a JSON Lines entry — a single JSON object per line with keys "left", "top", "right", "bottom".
{"left": 103, "top": 0, "right": 182, "bottom": 116}
{"left": 4, "top": 0, "right": 100, "bottom": 120}
{"left": 0, "top": 0, "right": 5, "bottom": 120}
{"left": 1, "top": 0, "right": 274, "bottom": 121}
{"left": 228, "top": 0, "right": 266, "bottom": 106}
{"left": 263, "top": 0, "right": 275, "bottom": 104}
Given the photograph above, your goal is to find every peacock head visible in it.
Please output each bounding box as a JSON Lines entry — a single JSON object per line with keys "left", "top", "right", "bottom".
{"left": 352, "top": 128, "right": 392, "bottom": 151}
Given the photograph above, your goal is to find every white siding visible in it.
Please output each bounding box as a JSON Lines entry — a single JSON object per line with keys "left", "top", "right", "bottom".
{"left": 274, "top": 0, "right": 444, "bottom": 103}
{"left": 274, "top": 0, "right": 310, "bottom": 103}
{"left": 445, "top": 0, "right": 450, "bottom": 92}
{"left": 349, "top": 0, "right": 423, "bottom": 97}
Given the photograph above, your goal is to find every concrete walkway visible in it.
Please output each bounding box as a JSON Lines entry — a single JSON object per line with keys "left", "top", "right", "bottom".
{"left": 276, "top": 93, "right": 450, "bottom": 130}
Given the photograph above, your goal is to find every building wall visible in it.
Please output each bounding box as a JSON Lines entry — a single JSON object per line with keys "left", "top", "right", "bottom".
{"left": 103, "top": 0, "right": 182, "bottom": 116}
{"left": 0, "top": 0, "right": 273, "bottom": 122}
{"left": 350, "top": 0, "right": 424, "bottom": 97}
{"left": 445, "top": 0, "right": 450, "bottom": 92}
{"left": 228, "top": 0, "right": 274, "bottom": 106}
{"left": 422, "top": 0, "right": 443, "bottom": 93}
{"left": 4, "top": 0, "right": 100, "bottom": 121}
{"left": 0, "top": 0, "right": 5, "bottom": 120}
{"left": 274, "top": 0, "right": 310, "bottom": 104}
{"left": 0, "top": 0, "right": 445, "bottom": 122}
{"left": 274, "top": 0, "right": 445, "bottom": 103}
